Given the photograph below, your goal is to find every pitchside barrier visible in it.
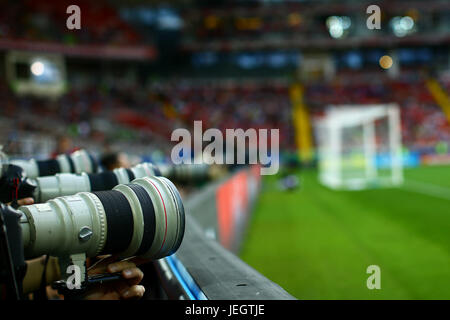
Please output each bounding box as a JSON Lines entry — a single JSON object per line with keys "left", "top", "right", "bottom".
{"left": 161, "top": 165, "right": 295, "bottom": 300}
{"left": 183, "top": 165, "right": 262, "bottom": 254}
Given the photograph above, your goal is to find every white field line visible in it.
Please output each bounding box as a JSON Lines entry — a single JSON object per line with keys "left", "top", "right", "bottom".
{"left": 402, "top": 179, "right": 450, "bottom": 201}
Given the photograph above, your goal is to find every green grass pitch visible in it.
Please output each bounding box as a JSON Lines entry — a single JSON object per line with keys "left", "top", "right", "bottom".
{"left": 240, "top": 165, "right": 450, "bottom": 299}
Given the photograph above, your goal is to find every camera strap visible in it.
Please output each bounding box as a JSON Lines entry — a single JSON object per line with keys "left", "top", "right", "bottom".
{"left": 33, "top": 255, "right": 50, "bottom": 300}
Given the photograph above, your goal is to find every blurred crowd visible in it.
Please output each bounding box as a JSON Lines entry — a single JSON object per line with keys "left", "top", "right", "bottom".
{"left": 0, "top": 76, "right": 294, "bottom": 157}
{"left": 2, "top": 69, "right": 450, "bottom": 158}
{"left": 149, "top": 80, "right": 294, "bottom": 148}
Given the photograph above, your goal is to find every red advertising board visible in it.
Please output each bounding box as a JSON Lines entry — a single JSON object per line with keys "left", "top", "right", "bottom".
{"left": 216, "top": 165, "right": 261, "bottom": 250}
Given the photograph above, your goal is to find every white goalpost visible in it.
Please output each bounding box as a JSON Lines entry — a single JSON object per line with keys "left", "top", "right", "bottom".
{"left": 315, "top": 104, "right": 403, "bottom": 190}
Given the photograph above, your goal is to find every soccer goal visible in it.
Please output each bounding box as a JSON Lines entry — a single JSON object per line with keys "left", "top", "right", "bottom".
{"left": 315, "top": 104, "right": 403, "bottom": 190}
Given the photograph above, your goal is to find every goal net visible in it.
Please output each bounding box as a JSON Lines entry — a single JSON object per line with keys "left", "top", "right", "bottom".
{"left": 315, "top": 104, "right": 403, "bottom": 190}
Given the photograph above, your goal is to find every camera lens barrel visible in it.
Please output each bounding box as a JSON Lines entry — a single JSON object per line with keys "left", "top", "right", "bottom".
{"left": 34, "top": 162, "right": 160, "bottom": 202}
{"left": 36, "top": 159, "right": 60, "bottom": 177}
{"left": 88, "top": 172, "right": 119, "bottom": 192}
{"left": 19, "top": 176, "right": 185, "bottom": 260}
{"left": 169, "top": 163, "right": 210, "bottom": 182}
{"left": 11, "top": 150, "right": 98, "bottom": 179}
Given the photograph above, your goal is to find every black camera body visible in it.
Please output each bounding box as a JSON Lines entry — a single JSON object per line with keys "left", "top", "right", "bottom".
{"left": 0, "top": 164, "right": 36, "bottom": 205}
{"left": 0, "top": 204, "right": 27, "bottom": 299}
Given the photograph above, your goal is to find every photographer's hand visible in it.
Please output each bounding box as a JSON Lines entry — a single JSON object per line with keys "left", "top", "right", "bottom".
{"left": 83, "top": 256, "right": 145, "bottom": 300}
{"left": 16, "top": 197, "right": 34, "bottom": 206}
{"left": 6, "top": 197, "right": 34, "bottom": 206}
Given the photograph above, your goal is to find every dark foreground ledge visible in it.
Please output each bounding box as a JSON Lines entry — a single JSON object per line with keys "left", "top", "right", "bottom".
{"left": 176, "top": 212, "right": 296, "bottom": 300}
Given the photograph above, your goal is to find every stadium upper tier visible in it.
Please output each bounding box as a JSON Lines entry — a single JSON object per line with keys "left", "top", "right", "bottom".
{"left": 0, "top": 0, "right": 140, "bottom": 46}
{"left": 0, "top": 0, "right": 449, "bottom": 54}
{"left": 182, "top": 0, "right": 450, "bottom": 50}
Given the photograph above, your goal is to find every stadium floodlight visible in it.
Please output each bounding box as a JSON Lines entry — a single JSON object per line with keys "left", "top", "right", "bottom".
{"left": 315, "top": 104, "right": 403, "bottom": 190}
